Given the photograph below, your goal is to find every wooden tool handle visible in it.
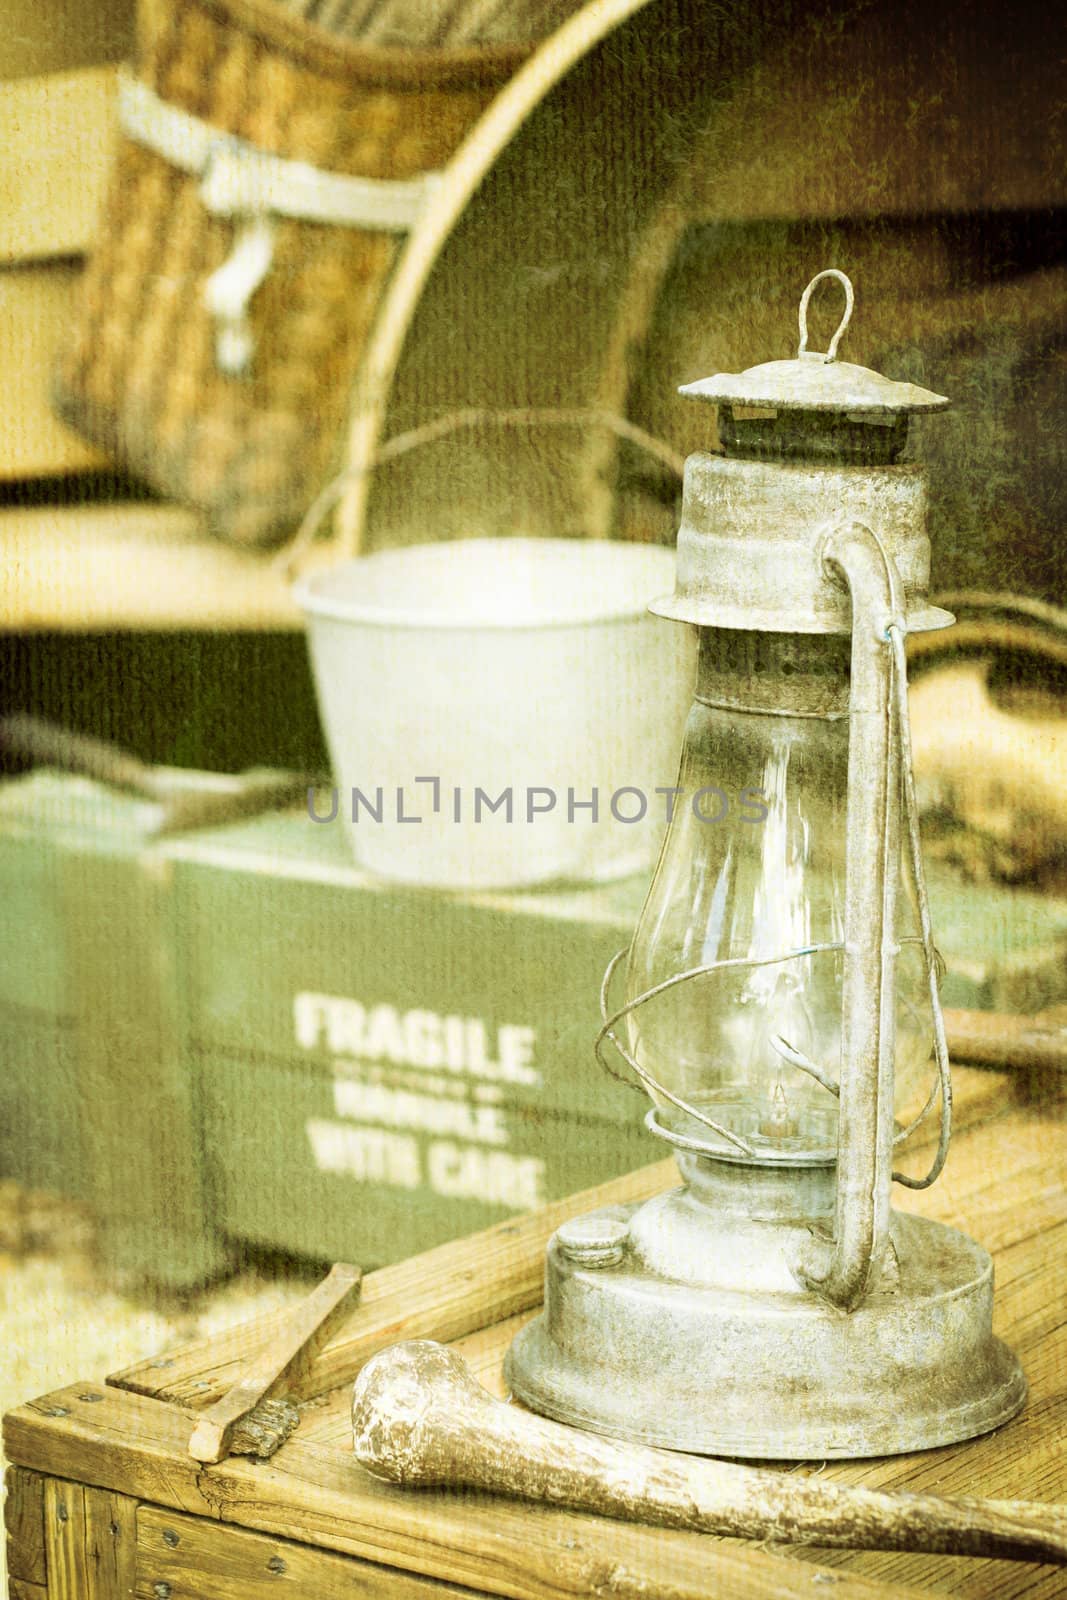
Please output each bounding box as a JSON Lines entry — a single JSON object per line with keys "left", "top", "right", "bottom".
{"left": 191, "top": 1262, "right": 361, "bottom": 1463}
{"left": 0, "top": 713, "right": 158, "bottom": 797}
{"left": 352, "top": 1342, "right": 1067, "bottom": 1565}
{"left": 945, "top": 1008, "right": 1067, "bottom": 1075}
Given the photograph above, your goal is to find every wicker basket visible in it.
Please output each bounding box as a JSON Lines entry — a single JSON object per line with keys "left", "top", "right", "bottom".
{"left": 53, "top": 0, "right": 527, "bottom": 546}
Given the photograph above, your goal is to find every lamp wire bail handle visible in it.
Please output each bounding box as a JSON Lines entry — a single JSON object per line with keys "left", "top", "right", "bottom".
{"left": 798, "top": 269, "right": 854, "bottom": 362}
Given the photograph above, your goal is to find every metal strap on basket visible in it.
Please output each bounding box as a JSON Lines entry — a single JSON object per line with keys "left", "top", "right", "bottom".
{"left": 118, "top": 71, "right": 442, "bottom": 375}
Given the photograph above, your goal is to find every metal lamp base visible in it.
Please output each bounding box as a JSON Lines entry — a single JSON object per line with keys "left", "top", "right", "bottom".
{"left": 506, "top": 1185, "right": 1026, "bottom": 1460}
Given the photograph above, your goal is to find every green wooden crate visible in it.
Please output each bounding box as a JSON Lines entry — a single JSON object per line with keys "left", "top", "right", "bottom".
{"left": 1, "top": 772, "right": 1064, "bottom": 1285}
{"left": 0, "top": 809, "right": 81, "bottom": 1195}
{"left": 167, "top": 813, "right": 654, "bottom": 1269}
{"left": 0, "top": 774, "right": 225, "bottom": 1282}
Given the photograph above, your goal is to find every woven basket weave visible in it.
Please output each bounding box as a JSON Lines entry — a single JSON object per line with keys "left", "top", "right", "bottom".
{"left": 53, "top": 0, "right": 527, "bottom": 546}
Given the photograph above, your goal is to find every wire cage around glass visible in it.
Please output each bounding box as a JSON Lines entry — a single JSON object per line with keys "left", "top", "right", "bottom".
{"left": 618, "top": 627, "right": 938, "bottom": 1169}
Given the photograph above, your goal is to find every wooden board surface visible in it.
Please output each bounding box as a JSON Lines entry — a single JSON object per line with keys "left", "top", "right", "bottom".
{"left": 0, "top": 0, "right": 132, "bottom": 81}
{"left": 0, "top": 67, "right": 116, "bottom": 264}
{"left": 4, "top": 1068, "right": 1064, "bottom": 1600}
{"left": 42, "top": 1480, "right": 137, "bottom": 1600}
{"left": 0, "top": 267, "right": 109, "bottom": 480}
{"left": 134, "top": 1506, "right": 483, "bottom": 1600}
{"left": 3, "top": 1468, "right": 46, "bottom": 1587}
{"left": 111, "top": 1156, "right": 678, "bottom": 1407}
{"left": 0, "top": 501, "right": 301, "bottom": 631}
{"left": 4, "top": 1384, "right": 940, "bottom": 1600}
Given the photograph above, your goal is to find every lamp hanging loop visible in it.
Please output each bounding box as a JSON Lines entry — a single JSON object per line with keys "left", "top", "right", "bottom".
{"left": 798, "top": 269, "right": 855, "bottom": 362}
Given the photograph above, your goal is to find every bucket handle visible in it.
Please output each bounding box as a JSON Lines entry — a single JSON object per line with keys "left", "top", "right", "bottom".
{"left": 274, "top": 407, "right": 686, "bottom": 580}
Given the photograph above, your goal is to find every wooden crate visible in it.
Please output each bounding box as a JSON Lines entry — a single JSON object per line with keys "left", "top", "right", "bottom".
{"left": 4, "top": 1066, "right": 1065, "bottom": 1599}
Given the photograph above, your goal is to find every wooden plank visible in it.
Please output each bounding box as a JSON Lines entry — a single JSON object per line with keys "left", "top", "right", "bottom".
{"left": 895, "top": 1107, "right": 1066, "bottom": 1223}
{"left": 0, "top": 501, "right": 302, "bottom": 631}
{"left": 909, "top": 1164, "right": 1065, "bottom": 1258}
{"left": 8, "top": 1580, "right": 49, "bottom": 1600}
{"left": 993, "top": 1231, "right": 1067, "bottom": 1354}
{"left": 4, "top": 1466, "right": 47, "bottom": 1585}
{"left": 0, "top": 67, "right": 116, "bottom": 264}
{"left": 945, "top": 1010, "right": 1067, "bottom": 1076}
{"left": 895, "top": 1069, "right": 1028, "bottom": 1180}
{"left": 41, "top": 1477, "right": 140, "bottom": 1600}
{"left": 112, "top": 1157, "right": 680, "bottom": 1407}
{"left": 135, "top": 1506, "right": 486, "bottom": 1600}
{"left": 4, "top": 1388, "right": 217, "bottom": 1520}
{"left": 84, "top": 1485, "right": 138, "bottom": 1600}
{"left": 43, "top": 1479, "right": 88, "bottom": 1599}
{"left": 7, "top": 1189, "right": 1064, "bottom": 1600}
{"left": 897, "top": 1128, "right": 1066, "bottom": 1229}
{"left": 788, "top": 1535, "right": 1067, "bottom": 1600}
{"left": 4, "top": 1386, "right": 933, "bottom": 1600}
{"left": 0, "top": 265, "right": 109, "bottom": 479}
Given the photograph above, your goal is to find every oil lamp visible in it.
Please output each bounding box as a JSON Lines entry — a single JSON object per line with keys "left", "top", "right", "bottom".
{"left": 506, "top": 271, "right": 1027, "bottom": 1458}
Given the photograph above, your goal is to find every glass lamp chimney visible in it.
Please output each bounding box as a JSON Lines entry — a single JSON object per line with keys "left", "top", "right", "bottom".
{"left": 626, "top": 627, "right": 936, "bottom": 1167}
